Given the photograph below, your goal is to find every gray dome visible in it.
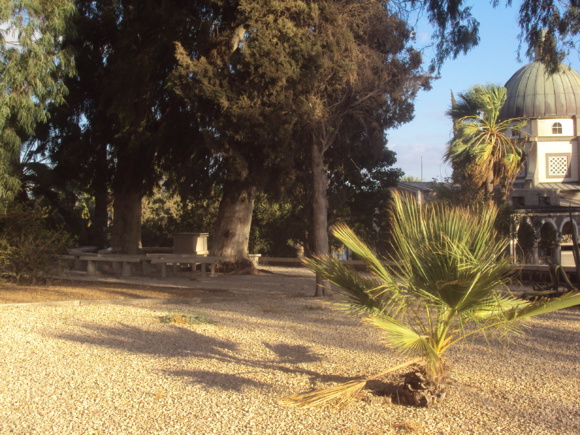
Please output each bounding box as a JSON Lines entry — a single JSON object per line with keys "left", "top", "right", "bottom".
{"left": 501, "top": 61, "right": 580, "bottom": 119}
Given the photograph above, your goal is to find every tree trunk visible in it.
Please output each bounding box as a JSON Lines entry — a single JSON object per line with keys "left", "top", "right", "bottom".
{"left": 485, "top": 171, "right": 494, "bottom": 195}
{"left": 311, "top": 141, "right": 331, "bottom": 296}
{"left": 210, "top": 179, "right": 256, "bottom": 266}
{"left": 110, "top": 186, "right": 143, "bottom": 254}
{"left": 90, "top": 143, "right": 109, "bottom": 249}
{"left": 92, "top": 181, "right": 109, "bottom": 249}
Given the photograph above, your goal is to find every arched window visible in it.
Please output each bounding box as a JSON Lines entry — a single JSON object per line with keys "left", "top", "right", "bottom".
{"left": 552, "top": 122, "right": 563, "bottom": 134}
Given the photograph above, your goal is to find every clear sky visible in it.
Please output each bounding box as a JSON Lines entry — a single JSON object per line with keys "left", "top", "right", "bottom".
{"left": 387, "top": 1, "right": 580, "bottom": 181}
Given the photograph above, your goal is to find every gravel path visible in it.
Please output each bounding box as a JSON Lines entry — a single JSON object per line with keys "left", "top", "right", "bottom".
{"left": 0, "top": 269, "right": 579, "bottom": 434}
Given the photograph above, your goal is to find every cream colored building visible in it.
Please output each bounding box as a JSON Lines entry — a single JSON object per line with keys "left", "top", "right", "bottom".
{"left": 504, "top": 59, "right": 580, "bottom": 208}
{"left": 502, "top": 58, "right": 580, "bottom": 265}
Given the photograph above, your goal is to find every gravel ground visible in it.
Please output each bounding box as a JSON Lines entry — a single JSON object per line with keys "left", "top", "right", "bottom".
{"left": 0, "top": 268, "right": 579, "bottom": 434}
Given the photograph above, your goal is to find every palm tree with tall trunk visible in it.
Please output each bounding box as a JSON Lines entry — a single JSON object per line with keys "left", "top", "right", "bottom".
{"left": 445, "top": 84, "right": 527, "bottom": 201}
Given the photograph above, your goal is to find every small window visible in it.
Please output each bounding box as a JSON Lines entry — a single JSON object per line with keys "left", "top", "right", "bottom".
{"left": 539, "top": 196, "right": 551, "bottom": 206}
{"left": 552, "top": 122, "right": 563, "bottom": 134}
{"left": 512, "top": 196, "right": 525, "bottom": 207}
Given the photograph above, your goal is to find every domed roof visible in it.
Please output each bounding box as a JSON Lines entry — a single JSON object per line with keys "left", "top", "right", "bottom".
{"left": 501, "top": 61, "right": 580, "bottom": 119}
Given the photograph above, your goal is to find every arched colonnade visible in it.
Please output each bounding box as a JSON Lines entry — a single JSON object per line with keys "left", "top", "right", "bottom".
{"left": 512, "top": 212, "right": 580, "bottom": 265}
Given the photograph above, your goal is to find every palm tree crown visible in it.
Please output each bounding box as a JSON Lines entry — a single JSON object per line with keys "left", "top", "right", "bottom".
{"left": 445, "top": 84, "right": 527, "bottom": 199}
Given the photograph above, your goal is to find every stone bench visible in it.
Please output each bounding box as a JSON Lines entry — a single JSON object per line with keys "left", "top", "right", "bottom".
{"left": 146, "top": 254, "right": 223, "bottom": 278}
{"left": 61, "top": 247, "right": 99, "bottom": 271}
{"left": 79, "top": 254, "right": 150, "bottom": 277}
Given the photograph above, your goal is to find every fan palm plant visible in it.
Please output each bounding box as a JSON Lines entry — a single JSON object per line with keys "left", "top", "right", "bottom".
{"left": 445, "top": 84, "right": 527, "bottom": 200}
{"left": 282, "top": 193, "right": 580, "bottom": 408}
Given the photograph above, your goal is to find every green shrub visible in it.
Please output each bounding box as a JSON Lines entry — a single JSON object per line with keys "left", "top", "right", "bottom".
{"left": 0, "top": 203, "right": 73, "bottom": 283}
{"left": 159, "top": 311, "right": 215, "bottom": 325}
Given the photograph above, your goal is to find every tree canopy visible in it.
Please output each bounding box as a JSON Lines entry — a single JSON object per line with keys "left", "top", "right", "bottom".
{"left": 516, "top": 0, "right": 580, "bottom": 73}
{"left": 4, "top": 0, "right": 580, "bottom": 261}
{"left": 0, "top": 0, "right": 76, "bottom": 205}
{"left": 36, "top": 0, "right": 215, "bottom": 251}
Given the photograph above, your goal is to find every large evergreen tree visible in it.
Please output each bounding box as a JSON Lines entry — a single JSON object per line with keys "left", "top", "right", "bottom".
{"left": 297, "top": 1, "right": 430, "bottom": 294}
{"left": 172, "top": 0, "right": 429, "bottom": 277}
{"left": 40, "top": 0, "right": 212, "bottom": 251}
{"left": 172, "top": 0, "right": 314, "bottom": 265}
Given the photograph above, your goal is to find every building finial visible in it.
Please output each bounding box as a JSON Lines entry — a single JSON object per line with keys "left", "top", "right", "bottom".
{"left": 534, "top": 29, "right": 548, "bottom": 61}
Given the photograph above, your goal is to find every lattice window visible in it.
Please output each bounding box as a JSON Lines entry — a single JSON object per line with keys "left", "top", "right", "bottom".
{"left": 552, "top": 122, "right": 563, "bottom": 134}
{"left": 546, "top": 153, "right": 570, "bottom": 178}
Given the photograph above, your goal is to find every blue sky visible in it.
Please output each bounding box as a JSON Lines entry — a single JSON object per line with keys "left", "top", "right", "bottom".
{"left": 387, "top": 1, "right": 580, "bottom": 181}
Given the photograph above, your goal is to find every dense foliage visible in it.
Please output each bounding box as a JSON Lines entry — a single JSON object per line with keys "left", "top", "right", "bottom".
{"left": 0, "top": 202, "right": 73, "bottom": 283}
{"left": 0, "top": 0, "right": 76, "bottom": 205}
{"left": 4, "top": 0, "right": 580, "bottom": 264}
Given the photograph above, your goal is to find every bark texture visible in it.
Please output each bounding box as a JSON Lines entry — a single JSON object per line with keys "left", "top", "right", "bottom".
{"left": 110, "top": 186, "right": 142, "bottom": 255}
{"left": 210, "top": 180, "right": 256, "bottom": 262}
{"left": 311, "top": 141, "right": 331, "bottom": 296}
{"left": 90, "top": 143, "right": 109, "bottom": 249}
{"left": 485, "top": 171, "right": 494, "bottom": 195}
{"left": 393, "top": 368, "right": 447, "bottom": 408}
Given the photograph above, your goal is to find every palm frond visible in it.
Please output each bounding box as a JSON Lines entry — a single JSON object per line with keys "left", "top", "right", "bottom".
{"left": 331, "top": 222, "right": 393, "bottom": 285}
{"left": 365, "top": 314, "right": 438, "bottom": 362}
{"left": 470, "top": 295, "right": 523, "bottom": 319}
{"left": 280, "top": 379, "right": 367, "bottom": 409}
{"left": 445, "top": 83, "right": 525, "bottom": 194}
{"left": 505, "top": 291, "right": 580, "bottom": 321}
{"left": 303, "top": 255, "right": 386, "bottom": 313}
{"left": 388, "top": 194, "right": 511, "bottom": 313}
{"left": 448, "top": 292, "right": 580, "bottom": 347}
{"left": 280, "top": 358, "right": 422, "bottom": 408}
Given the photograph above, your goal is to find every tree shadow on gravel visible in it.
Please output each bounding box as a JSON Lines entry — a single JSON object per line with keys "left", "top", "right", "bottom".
{"left": 50, "top": 322, "right": 352, "bottom": 391}
{"left": 52, "top": 323, "right": 238, "bottom": 358}
{"left": 165, "top": 369, "right": 270, "bottom": 392}
{"left": 262, "top": 342, "right": 322, "bottom": 364}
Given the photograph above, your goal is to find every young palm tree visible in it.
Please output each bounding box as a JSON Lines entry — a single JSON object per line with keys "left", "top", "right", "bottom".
{"left": 282, "top": 193, "right": 580, "bottom": 408}
{"left": 445, "top": 84, "right": 527, "bottom": 200}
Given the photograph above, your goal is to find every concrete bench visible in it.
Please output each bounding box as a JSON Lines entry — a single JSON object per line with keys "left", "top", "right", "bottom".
{"left": 147, "top": 254, "right": 222, "bottom": 278}
{"left": 79, "top": 255, "right": 150, "bottom": 277}
{"left": 62, "top": 247, "right": 99, "bottom": 271}
{"left": 57, "top": 254, "right": 83, "bottom": 271}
